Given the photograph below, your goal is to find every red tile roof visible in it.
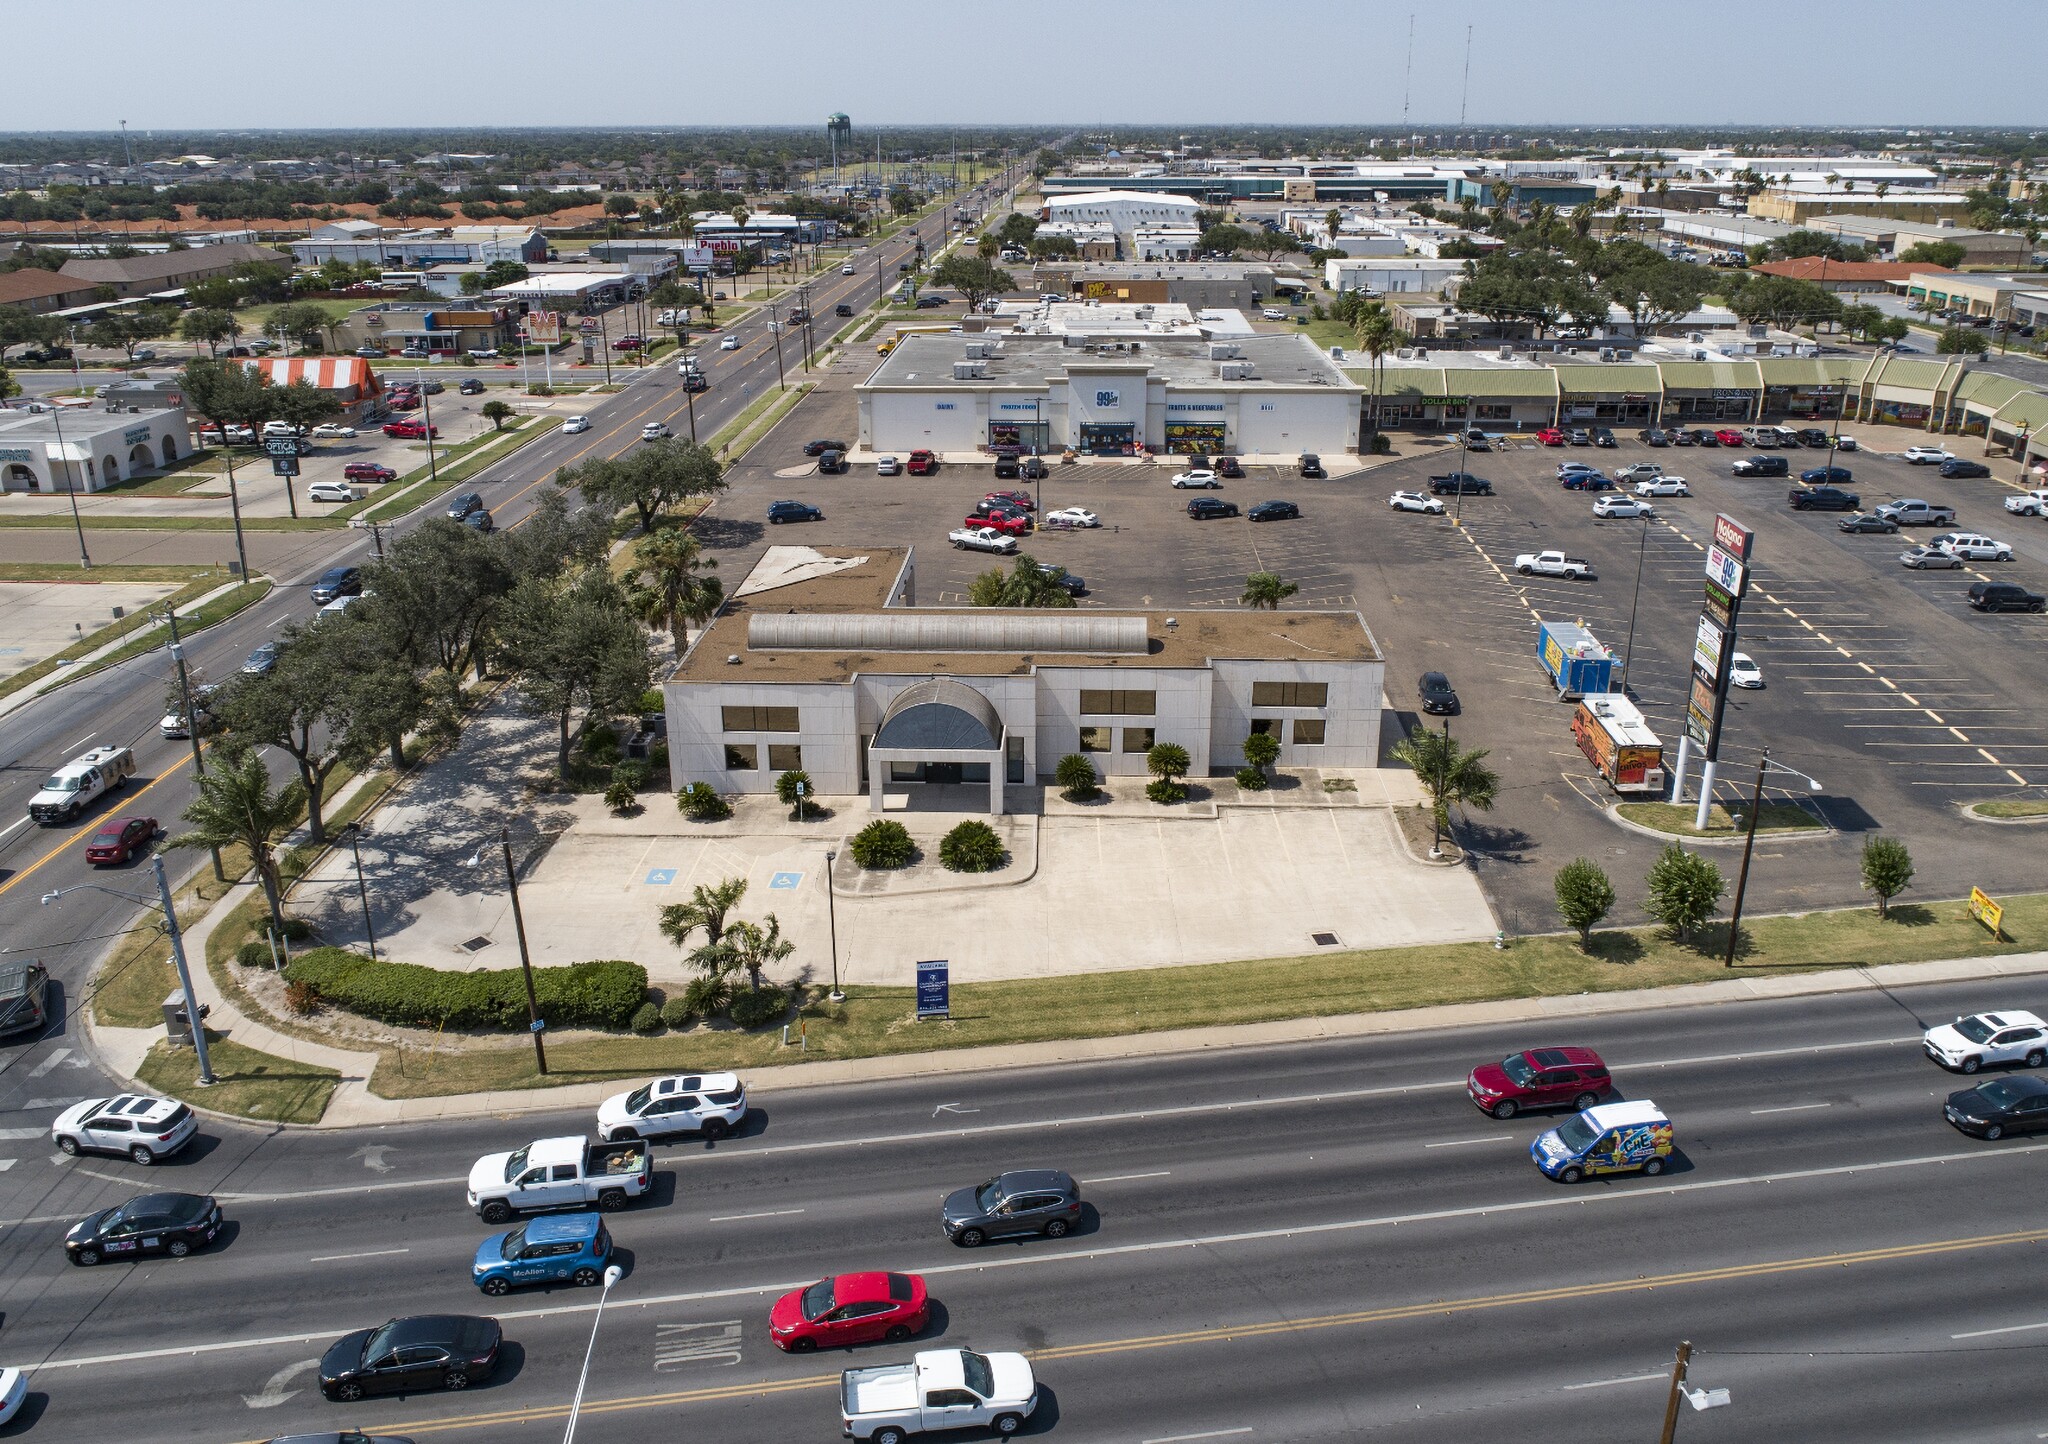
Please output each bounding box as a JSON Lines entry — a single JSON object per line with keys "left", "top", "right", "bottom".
{"left": 1751, "top": 258, "right": 1952, "bottom": 284}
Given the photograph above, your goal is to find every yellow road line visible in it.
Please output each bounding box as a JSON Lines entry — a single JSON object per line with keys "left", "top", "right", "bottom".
{"left": 312, "top": 1225, "right": 2048, "bottom": 1441}
{"left": 0, "top": 747, "right": 199, "bottom": 901}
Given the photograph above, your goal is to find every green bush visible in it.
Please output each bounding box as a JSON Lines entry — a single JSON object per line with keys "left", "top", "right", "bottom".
{"left": 612, "top": 759, "right": 652, "bottom": 792}
{"left": 1234, "top": 764, "right": 1269, "bottom": 791}
{"left": 659, "top": 994, "right": 698, "bottom": 1028}
{"left": 236, "top": 940, "right": 276, "bottom": 968}
{"left": 648, "top": 741, "right": 670, "bottom": 775}
{"left": 849, "top": 818, "right": 916, "bottom": 868}
{"left": 1054, "top": 752, "right": 1099, "bottom": 800}
{"left": 1146, "top": 777, "right": 1188, "bottom": 805}
{"left": 629, "top": 1001, "right": 664, "bottom": 1035}
{"left": 283, "top": 948, "right": 649, "bottom": 1031}
{"left": 582, "top": 727, "right": 622, "bottom": 764}
{"left": 938, "top": 819, "right": 1006, "bottom": 872}
{"left": 277, "top": 916, "right": 313, "bottom": 942}
{"left": 604, "top": 779, "right": 639, "bottom": 813}
{"left": 728, "top": 985, "right": 792, "bottom": 1030}
{"left": 677, "top": 781, "right": 732, "bottom": 821}
{"left": 639, "top": 689, "right": 666, "bottom": 714}
{"left": 680, "top": 972, "right": 735, "bottom": 1019}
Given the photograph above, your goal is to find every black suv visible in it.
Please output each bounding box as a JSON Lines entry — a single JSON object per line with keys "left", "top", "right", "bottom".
{"left": 310, "top": 566, "right": 363, "bottom": 604}
{"left": 1795, "top": 428, "right": 1832, "bottom": 447}
{"left": 1430, "top": 473, "right": 1494, "bottom": 495}
{"left": 767, "top": 500, "right": 823, "bottom": 525}
{"left": 1187, "top": 497, "right": 1239, "bottom": 520}
{"left": 802, "top": 439, "right": 848, "bottom": 457}
{"left": 1789, "top": 485, "right": 1860, "bottom": 511}
{"left": 1248, "top": 500, "right": 1300, "bottom": 522}
{"left": 940, "top": 1169, "right": 1082, "bottom": 1247}
{"left": 817, "top": 450, "right": 848, "bottom": 474}
{"left": 0, "top": 960, "right": 50, "bottom": 1038}
{"left": 1939, "top": 459, "right": 1990, "bottom": 479}
{"left": 1968, "top": 581, "right": 2046, "bottom": 613}
{"left": 1020, "top": 456, "right": 1048, "bottom": 480}
{"left": 446, "top": 492, "right": 484, "bottom": 520}
{"left": 1638, "top": 427, "right": 1669, "bottom": 447}
{"left": 1732, "top": 455, "right": 1788, "bottom": 477}
{"left": 1297, "top": 453, "right": 1326, "bottom": 478}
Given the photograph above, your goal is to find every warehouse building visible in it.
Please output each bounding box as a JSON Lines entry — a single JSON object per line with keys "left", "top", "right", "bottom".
{"left": 57, "top": 242, "right": 290, "bottom": 299}
{"left": 1042, "top": 190, "right": 1202, "bottom": 234}
{"left": 857, "top": 331, "right": 1363, "bottom": 458}
{"left": 1905, "top": 271, "right": 2035, "bottom": 320}
{"left": 289, "top": 223, "right": 547, "bottom": 268}
{"left": 662, "top": 547, "right": 1386, "bottom": 813}
{"left": 1805, "top": 216, "right": 2030, "bottom": 269}
{"left": 1029, "top": 261, "right": 1288, "bottom": 312}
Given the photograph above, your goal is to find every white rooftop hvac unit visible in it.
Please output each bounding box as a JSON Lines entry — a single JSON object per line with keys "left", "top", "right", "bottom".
{"left": 1219, "top": 360, "right": 1255, "bottom": 380}
{"left": 1396, "top": 347, "right": 1415, "bottom": 359}
{"left": 1208, "top": 343, "right": 1241, "bottom": 359}
{"left": 1600, "top": 348, "right": 1616, "bottom": 361}
{"left": 951, "top": 361, "right": 987, "bottom": 379}
{"left": 1499, "top": 345, "right": 1515, "bottom": 358}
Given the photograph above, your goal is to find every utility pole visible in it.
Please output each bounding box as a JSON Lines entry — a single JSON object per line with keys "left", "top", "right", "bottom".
{"left": 500, "top": 825, "right": 547, "bottom": 1076}
{"left": 47, "top": 404, "right": 91, "bottom": 570}
{"left": 163, "top": 611, "right": 224, "bottom": 882}
{"left": 1657, "top": 1340, "right": 1694, "bottom": 1444}
{"left": 154, "top": 855, "right": 215, "bottom": 1085}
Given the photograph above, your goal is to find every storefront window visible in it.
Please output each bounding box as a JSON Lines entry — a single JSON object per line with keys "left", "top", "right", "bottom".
{"left": 1163, "top": 423, "right": 1226, "bottom": 449}
{"left": 1078, "top": 726, "right": 1111, "bottom": 752}
{"left": 1078, "top": 423, "right": 1135, "bottom": 455}
{"left": 1007, "top": 735, "right": 1025, "bottom": 784}
{"left": 767, "top": 744, "right": 803, "bottom": 771}
{"left": 1080, "top": 689, "right": 1156, "bottom": 716}
{"left": 989, "top": 420, "right": 1049, "bottom": 452}
{"left": 1292, "top": 719, "right": 1326, "bottom": 745}
{"left": 1248, "top": 718, "right": 1279, "bottom": 736}
{"left": 723, "top": 743, "right": 758, "bottom": 770}
{"left": 1475, "top": 404, "right": 1514, "bottom": 421}
{"left": 1121, "top": 727, "right": 1155, "bottom": 752}
{"left": 1251, "top": 681, "right": 1328, "bottom": 707}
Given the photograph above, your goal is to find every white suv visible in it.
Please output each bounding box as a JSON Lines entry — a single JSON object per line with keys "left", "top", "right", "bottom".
{"left": 597, "top": 1073, "right": 749, "bottom": 1142}
{"left": 1924, "top": 1011, "right": 2048, "bottom": 1073}
{"left": 53, "top": 1094, "right": 198, "bottom": 1165}
{"left": 306, "top": 480, "right": 359, "bottom": 504}
{"left": 1932, "top": 531, "right": 2013, "bottom": 561}
{"left": 1902, "top": 445, "right": 1953, "bottom": 465}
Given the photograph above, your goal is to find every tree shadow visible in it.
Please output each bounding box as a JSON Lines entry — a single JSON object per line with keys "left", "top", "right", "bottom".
{"left": 689, "top": 515, "right": 767, "bottom": 551}
{"left": 1585, "top": 931, "right": 1646, "bottom": 965}
{"left": 1883, "top": 904, "right": 1937, "bottom": 928}
{"left": 1457, "top": 820, "right": 1534, "bottom": 863}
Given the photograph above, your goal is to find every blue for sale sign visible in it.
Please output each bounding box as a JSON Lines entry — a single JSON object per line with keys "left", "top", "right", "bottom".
{"left": 915, "top": 960, "right": 950, "bottom": 1020}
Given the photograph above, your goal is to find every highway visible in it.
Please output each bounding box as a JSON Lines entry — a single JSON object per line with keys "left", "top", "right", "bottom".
{"left": 0, "top": 189, "right": 992, "bottom": 1160}
{"left": 0, "top": 979, "right": 2041, "bottom": 1442}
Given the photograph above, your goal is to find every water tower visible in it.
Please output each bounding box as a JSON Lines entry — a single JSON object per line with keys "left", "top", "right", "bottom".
{"left": 827, "top": 114, "right": 851, "bottom": 189}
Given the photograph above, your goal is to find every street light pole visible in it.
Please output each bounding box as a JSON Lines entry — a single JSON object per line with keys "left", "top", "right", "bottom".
{"left": 164, "top": 616, "right": 225, "bottom": 883}
{"left": 1617, "top": 511, "right": 1651, "bottom": 694}
{"left": 343, "top": 822, "right": 377, "bottom": 960}
{"left": 825, "top": 848, "right": 844, "bottom": 1002}
{"left": 47, "top": 404, "right": 91, "bottom": 569}
{"left": 1722, "top": 749, "right": 1821, "bottom": 968}
{"left": 562, "top": 1264, "right": 626, "bottom": 1444}
{"left": 500, "top": 825, "right": 548, "bottom": 1075}
{"left": 1657, "top": 1340, "right": 1694, "bottom": 1444}
{"left": 417, "top": 365, "right": 439, "bottom": 485}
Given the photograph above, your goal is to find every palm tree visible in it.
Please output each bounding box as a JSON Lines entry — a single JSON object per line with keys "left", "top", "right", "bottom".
{"left": 1391, "top": 723, "right": 1499, "bottom": 855}
{"left": 977, "top": 233, "right": 999, "bottom": 262}
{"left": 1240, "top": 571, "right": 1298, "bottom": 610}
{"left": 1354, "top": 306, "right": 1398, "bottom": 443}
{"left": 659, "top": 876, "right": 747, "bottom": 953}
{"left": 169, "top": 746, "right": 304, "bottom": 935}
{"left": 629, "top": 526, "right": 723, "bottom": 655}
{"left": 723, "top": 914, "right": 794, "bottom": 994}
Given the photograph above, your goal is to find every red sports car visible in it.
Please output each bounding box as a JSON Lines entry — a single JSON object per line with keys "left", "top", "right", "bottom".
{"left": 770, "top": 1272, "right": 929, "bottom": 1352}
{"left": 1714, "top": 428, "right": 1746, "bottom": 447}
{"left": 383, "top": 420, "right": 439, "bottom": 439}
{"left": 85, "top": 816, "right": 158, "bottom": 866}
{"left": 983, "top": 489, "right": 1036, "bottom": 511}
{"left": 1536, "top": 427, "right": 1566, "bottom": 446}
{"left": 968, "top": 509, "right": 1031, "bottom": 535}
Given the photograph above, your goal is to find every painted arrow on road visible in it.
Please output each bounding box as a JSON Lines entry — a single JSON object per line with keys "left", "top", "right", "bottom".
{"left": 351, "top": 1145, "right": 396, "bottom": 1174}
{"left": 242, "top": 1357, "right": 318, "bottom": 1409}
{"left": 932, "top": 1103, "right": 981, "bottom": 1118}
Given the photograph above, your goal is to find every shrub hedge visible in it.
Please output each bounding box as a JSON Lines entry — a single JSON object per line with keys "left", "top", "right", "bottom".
{"left": 728, "top": 985, "right": 793, "bottom": 1030}
{"left": 850, "top": 818, "right": 916, "bottom": 869}
{"left": 284, "top": 948, "right": 648, "bottom": 1031}
{"left": 938, "top": 820, "right": 1006, "bottom": 872}
{"left": 629, "top": 1001, "right": 663, "bottom": 1035}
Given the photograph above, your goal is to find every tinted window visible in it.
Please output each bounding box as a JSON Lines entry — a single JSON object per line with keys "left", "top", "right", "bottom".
{"left": 1078, "top": 690, "right": 1156, "bottom": 716}
{"left": 886, "top": 1272, "right": 916, "bottom": 1302}
{"left": 1252, "top": 682, "right": 1329, "bottom": 708}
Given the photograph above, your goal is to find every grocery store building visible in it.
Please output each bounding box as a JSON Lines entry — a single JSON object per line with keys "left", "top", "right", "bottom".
{"left": 857, "top": 332, "right": 1362, "bottom": 458}
{"left": 662, "top": 548, "right": 1386, "bottom": 813}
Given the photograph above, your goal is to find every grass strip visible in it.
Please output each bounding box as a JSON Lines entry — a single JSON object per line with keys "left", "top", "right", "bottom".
{"left": 1970, "top": 799, "right": 2048, "bottom": 819}
{"left": 0, "top": 563, "right": 223, "bottom": 584}
{"left": 0, "top": 574, "right": 264, "bottom": 703}
{"left": 1616, "top": 801, "right": 1826, "bottom": 838}
{"left": 136, "top": 1033, "right": 338, "bottom": 1126}
{"left": 709, "top": 382, "right": 812, "bottom": 463}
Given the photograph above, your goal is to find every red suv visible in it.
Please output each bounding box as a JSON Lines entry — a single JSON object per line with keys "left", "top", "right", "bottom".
{"left": 982, "top": 489, "right": 1035, "bottom": 512}
{"left": 1466, "top": 1046, "right": 1611, "bottom": 1119}
{"left": 383, "top": 420, "right": 439, "bottom": 439}
{"left": 967, "top": 508, "right": 1030, "bottom": 535}
{"left": 344, "top": 462, "right": 398, "bottom": 482}
{"left": 906, "top": 449, "right": 939, "bottom": 475}
{"left": 1536, "top": 427, "right": 1566, "bottom": 446}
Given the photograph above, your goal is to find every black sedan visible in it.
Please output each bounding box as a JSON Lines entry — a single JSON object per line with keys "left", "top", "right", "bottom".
{"left": 1418, "top": 671, "right": 1460, "bottom": 715}
{"left": 321, "top": 1316, "right": 502, "bottom": 1402}
{"left": 767, "top": 500, "right": 823, "bottom": 525}
{"left": 1187, "top": 497, "right": 1239, "bottom": 520}
{"left": 1248, "top": 500, "right": 1300, "bottom": 522}
{"left": 1939, "top": 459, "right": 1991, "bottom": 479}
{"left": 67, "top": 1192, "right": 221, "bottom": 1266}
{"left": 1944, "top": 1075, "right": 2048, "bottom": 1139}
{"left": 802, "top": 439, "right": 849, "bottom": 457}
{"left": 1838, "top": 512, "right": 1900, "bottom": 534}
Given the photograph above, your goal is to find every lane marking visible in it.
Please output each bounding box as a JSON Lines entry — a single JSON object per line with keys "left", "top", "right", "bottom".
{"left": 0, "top": 1160, "right": 15, "bottom": 1173}
{"left": 1143, "top": 1431, "right": 1255, "bottom": 1443}
{"left": 1424, "top": 1136, "right": 1517, "bottom": 1148}
{"left": 308, "top": 1247, "right": 410, "bottom": 1264}
{"left": 1750, "top": 1103, "right": 1832, "bottom": 1115}
{"left": 1081, "top": 1171, "right": 1173, "bottom": 1184}
{"left": 1561, "top": 1372, "right": 1666, "bottom": 1391}
{"left": 19, "top": 1097, "right": 88, "bottom": 1111}
{"left": 227, "top": 1222, "right": 2048, "bottom": 1442}
{"left": 0, "top": 1128, "right": 46, "bottom": 1141}
{"left": 1952, "top": 1320, "right": 2048, "bottom": 1340}
{"left": 62, "top": 732, "right": 97, "bottom": 752}
{"left": 705, "top": 1208, "right": 805, "bottom": 1224}
{"left": 26, "top": 1049, "right": 71, "bottom": 1078}
{"left": 0, "top": 746, "right": 200, "bottom": 901}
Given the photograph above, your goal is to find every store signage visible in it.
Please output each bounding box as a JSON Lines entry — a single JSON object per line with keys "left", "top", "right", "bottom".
{"left": 1168, "top": 402, "right": 1225, "bottom": 412}
{"left": 935, "top": 403, "right": 955, "bottom": 411}
{"left": 263, "top": 438, "right": 304, "bottom": 457}
{"left": 1701, "top": 583, "right": 1733, "bottom": 632}
{"left": 1693, "top": 615, "right": 1726, "bottom": 678}
{"left": 916, "top": 959, "right": 950, "bottom": 1020}
{"left": 1686, "top": 670, "right": 1718, "bottom": 746}
{"left": 997, "top": 402, "right": 1040, "bottom": 412}
{"left": 271, "top": 455, "right": 299, "bottom": 477}
{"left": 1969, "top": 887, "right": 2005, "bottom": 939}
{"left": 1712, "top": 513, "right": 1754, "bottom": 562}
{"left": 1093, "top": 390, "right": 1120, "bottom": 407}
{"left": 0, "top": 447, "right": 33, "bottom": 462}
{"left": 122, "top": 425, "right": 153, "bottom": 447}
{"left": 1705, "top": 544, "right": 1747, "bottom": 597}
{"left": 524, "top": 311, "right": 562, "bottom": 344}
{"left": 1418, "top": 395, "right": 1470, "bottom": 407}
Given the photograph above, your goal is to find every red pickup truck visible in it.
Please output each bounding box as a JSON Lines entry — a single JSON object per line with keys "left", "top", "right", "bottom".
{"left": 383, "top": 420, "right": 439, "bottom": 440}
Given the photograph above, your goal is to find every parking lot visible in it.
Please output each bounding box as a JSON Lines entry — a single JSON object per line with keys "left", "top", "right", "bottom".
{"left": 694, "top": 373, "right": 2048, "bottom": 931}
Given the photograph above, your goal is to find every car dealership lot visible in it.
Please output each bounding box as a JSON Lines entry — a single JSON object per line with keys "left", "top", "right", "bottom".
{"left": 697, "top": 389, "right": 2047, "bottom": 929}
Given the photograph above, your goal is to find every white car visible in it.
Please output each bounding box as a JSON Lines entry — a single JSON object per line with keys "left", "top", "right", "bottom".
{"left": 841, "top": 262, "right": 857, "bottom": 275}
{"left": 875, "top": 455, "right": 901, "bottom": 475}
{"left": 1171, "top": 469, "right": 1221, "bottom": 489}
{"left": 1045, "top": 506, "right": 1100, "bottom": 527}
{"left": 1593, "top": 495, "right": 1655, "bottom": 519}
{"left": 1635, "top": 476, "right": 1690, "bottom": 497}
{"left": 1902, "top": 445, "right": 1953, "bottom": 465}
{"left": 1389, "top": 490, "right": 1445, "bottom": 515}
{"left": 320, "top": 594, "right": 363, "bottom": 617}
{"left": 306, "top": 480, "right": 360, "bottom": 504}
{"left": 467, "top": 347, "right": 500, "bottom": 359}
{"left": 1727, "top": 652, "right": 1762, "bottom": 688}
{"left": 1923, "top": 1010, "right": 2048, "bottom": 1073}
{"left": 561, "top": 415, "right": 592, "bottom": 434}
{"left": 259, "top": 420, "right": 304, "bottom": 438}
{"left": 1261, "top": 308, "right": 1287, "bottom": 320}
{"left": 309, "top": 423, "right": 358, "bottom": 439}
{"left": 0, "top": 1368, "right": 23, "bottom": 1426}
{"left": 950, "top": 526, "right": 1019, "bottom": 554}
{"left": 641, "top": 422, "right": 672, "bottom": 441}
{"left": 720, "top": 334, "right": 741, "bottom": 350}
{"left": 597, "top": 1072, "right": 749, "bottom": 1142}
{"left": 2003, "top": 488, "right": 2048, "bottom": 517}
{"left": 52, "top": 1094, "right": 197, "bottom": 1165}
{"left": 1932, "top": 531, "right": 2014, "bottom": 562}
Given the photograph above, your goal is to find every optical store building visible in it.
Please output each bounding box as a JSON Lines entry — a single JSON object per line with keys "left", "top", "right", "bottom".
{"left": 857, "top": 332, "right": 1364, "bottom": 458}
{"left": 662, "top": 548, "right": 1386, "bottom": 815}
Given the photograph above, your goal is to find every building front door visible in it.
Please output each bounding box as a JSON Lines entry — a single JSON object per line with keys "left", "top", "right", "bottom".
{"left": 926, "top": 762, "right": 963, "bottom": 785}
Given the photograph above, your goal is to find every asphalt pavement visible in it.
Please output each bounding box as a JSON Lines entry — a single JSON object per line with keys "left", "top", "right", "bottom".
{"left": 0, "top": 978, "right": 2040, "bottom": 1442}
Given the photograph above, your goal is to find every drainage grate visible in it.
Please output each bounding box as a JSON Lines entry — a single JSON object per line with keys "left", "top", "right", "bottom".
{"left": 1311, "top": 932, "right": 1341, "bottom": 948}
{"left": 459, "top": 935, "right": 494, "bottom": 953}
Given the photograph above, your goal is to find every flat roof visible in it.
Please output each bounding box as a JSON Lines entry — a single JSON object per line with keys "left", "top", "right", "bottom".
{"left": 862, "top": 332, "right": 1357, "bottom": 392}
{"left": 671, "top": 548, "right": 1379, "bottom": 686}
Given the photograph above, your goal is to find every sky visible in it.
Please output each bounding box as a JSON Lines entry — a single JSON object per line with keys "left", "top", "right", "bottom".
{"left": 4, "top": 0, "right": 2042, "bottom": 133}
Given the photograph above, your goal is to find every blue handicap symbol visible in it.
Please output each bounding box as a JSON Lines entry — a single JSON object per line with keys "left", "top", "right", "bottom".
{"left": 769, "top": 871, "right": 804, "bottom": 890}
{"left": 644, "top": 868, "right": 678, "bottom": 886}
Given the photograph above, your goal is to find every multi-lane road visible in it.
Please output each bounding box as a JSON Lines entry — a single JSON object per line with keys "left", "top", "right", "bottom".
{"left": 0, "top": 193, "right": 984, "bottom": 1137}
{"left": 0, "top": 981, "right": 2040, "bottom": 1441}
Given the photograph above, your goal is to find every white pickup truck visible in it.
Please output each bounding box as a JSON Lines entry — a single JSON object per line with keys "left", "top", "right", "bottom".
{"left": 2004, "top": 488, "right": 2048, "bottom": 518}
{"left": 841, "top": 1349, "right": 1039, "bottom": 1444}
{"left": 1514, "top": 549, "right": 1596, "bottom": 580}
{"left": 27, "top": 746, "right": 135, "bottom": 824}
{"left": 466, "top": 1135, "right": 651, "bottom": 1224}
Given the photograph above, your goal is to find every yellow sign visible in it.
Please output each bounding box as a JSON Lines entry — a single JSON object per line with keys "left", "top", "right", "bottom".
{"left": 1968, "top": 887, "right": 2005, "bottom": 939}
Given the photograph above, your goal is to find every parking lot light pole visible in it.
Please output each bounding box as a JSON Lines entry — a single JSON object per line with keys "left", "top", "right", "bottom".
{"left": 825, "top": 849, "right": 844, "bottom": 1002}
{"left": 47, "top": 405, "right": 91, "bottom": 569}
{"left": 416, "top": 366, "right": 440, "bottom": 485}
{"left": 1722, "top": 749, "right": 1822, "bottom": 968}
{"left": 1617, "top": 511, "right": 1652, "bottom": 694}
{"left": 562, "top": 1263, "right": 626, "bottom": 1444}
{"left": 42, "top": 857, "right": 215, "bottom": 1085}
{"left": 342, "top": 822, "right": 377, "bottom": 960}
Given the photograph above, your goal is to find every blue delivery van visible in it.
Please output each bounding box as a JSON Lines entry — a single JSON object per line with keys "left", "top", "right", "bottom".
{"left": 473, "top": 1211, "right": 613, "bottom": 1296}
{"left": 1530, "top": 1100, "right": 1673, "bottom": 1184}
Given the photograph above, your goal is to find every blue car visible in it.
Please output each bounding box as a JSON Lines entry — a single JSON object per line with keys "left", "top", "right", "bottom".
{"left": 472, "top": 1211, "right": 613, "bottom": 1296}
{"left": 1800, "top": 465, "right": 1853, "bottom": 485}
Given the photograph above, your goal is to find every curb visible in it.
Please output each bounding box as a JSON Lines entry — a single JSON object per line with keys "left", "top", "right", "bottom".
{"left": 1961, "top": 804, "right": 2048, "bottom": 827}
{"left": 1605, "top": 803, "right": 1834, "bottom": 848}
